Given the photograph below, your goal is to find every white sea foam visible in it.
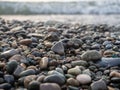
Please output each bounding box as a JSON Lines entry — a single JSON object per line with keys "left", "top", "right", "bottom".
{"left": 0, "top": 0, "right": 120, "bottom": 14}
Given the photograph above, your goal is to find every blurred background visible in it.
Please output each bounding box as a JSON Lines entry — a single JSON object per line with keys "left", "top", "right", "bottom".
{"left": 0, "top": 0, "right": 120, "bottom": 24}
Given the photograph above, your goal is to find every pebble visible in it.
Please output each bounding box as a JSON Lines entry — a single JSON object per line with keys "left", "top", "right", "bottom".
{"left": 28, "top": 81, "right": 40, "bottom": 90}
{"left": 4, "top": 75, "right": 14, "bottom": 84}
{"left": 44, "top": 74, "right": 65, "bottom": 85}
{"left": 19, "top": 69, "right": 36, "bottom": 77}
{"left": 71, "top": 60, "right": 88, "bottom": 67}
{"left": 81, "top": 50, "right": 102, "bottom": 61}
{"left": 110, "top": 71, "right": 120, "bottom": 77}
{"left": 0, "top": 83, "right": 12, "bottom": 90}
{"left": 6, "top": 60, "right": 18, "bottom": 74}
{"left": 39, "top": 57, "right": 49, "bottom": 69}
{"left": 19, "top": 39, "right": 32, "bottom": 46}
{"left": 67, "top": 66, "right": 81, "bottom": 76}
{"left": 96, "top": 58, "right": 120, "bottom": 68}
{"left": 51, "top": 41, "right": 65, "bottom": 55}
{"left": 24, "top": 75, "right": 37, "bottom": 88}
{"left": 40, "top": 83, "right": 61, "bottom": 90}
{"left": 76, "top": 74, "right": 91, "bottom": 84}
{"left": 1, "top": 49, "right": 19, "bottom": 58}
{"left": 67, "top": 78, "right": 79, "bottom": 86}
{"left": 90, "top": 79, "right": 108, "bottom": 90}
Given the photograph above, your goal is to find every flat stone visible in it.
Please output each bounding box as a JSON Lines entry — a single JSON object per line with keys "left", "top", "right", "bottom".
{"left": 1, "top": 49, "right": 19, "bottom": 58}
{"left": 71, "top": 60, "right": 88, "bottom": 67}
{"left": 96, "top": 58, "right": 120, "bottom": 68}
{"left": 20, "top": 69, "right": 36, "bottom": 77}
{"left": 0, "top": 83, "right": 12, "bottom": 90}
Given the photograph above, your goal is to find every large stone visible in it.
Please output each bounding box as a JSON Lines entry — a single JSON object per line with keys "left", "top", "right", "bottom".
{"left": 40, "top": 83, "right": 61, "bottom": 90}
{"left": 20, "top": 69, "right": 36, "bottom": 77}
{"left": 1, "top": 49, "right": 19, "bottom": 58}
{"left": 76, "top": 74, "right": 91, "bottom": 84}
{"left": 51, "top": 41, "right": 64, "bottom": 55}
{"left": 90, "top": 79, "right": 108, "bottom": 90}
{"left": 44, "top": 74, "right": 65, "bottom": 85}
{"left": 6, "top": 60, "right": 18, "bottom": 74}
{"left": 0, "top": 83, "right": 12, "bottom": 90}
{"left": 81, "top": 50, "right": 102, "bottom": 61}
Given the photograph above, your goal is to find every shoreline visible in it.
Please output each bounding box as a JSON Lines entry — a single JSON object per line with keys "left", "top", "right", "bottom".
{"left": 1, "top": 15, "right": 120, "bottom": 25}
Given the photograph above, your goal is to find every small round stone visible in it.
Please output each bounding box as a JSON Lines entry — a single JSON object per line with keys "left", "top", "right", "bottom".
{"left": 76, "top": 74, "right": 91, "bottom": 84}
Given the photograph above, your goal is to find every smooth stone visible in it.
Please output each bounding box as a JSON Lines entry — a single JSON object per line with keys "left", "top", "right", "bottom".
{"left": 47, "top": 27, "right": 58, "bottom": 32}
{"left": 14, "top": 65, "right": 24, "bottom": 77}
{"left": 76, "top": 74, "right": 91, "bottom": 84}
{"left": 19, "top": 69, "right": 36, "bottom": 77}
{"left": 44, "top": 74, "right": 65, "bottom": 85}
{"left": 67, "top": 66, "right": 81, "bottom": 76}
{"left": 37, "top": 75, "right": 46, "bottom": 83}
{"left": 110, "top": 71, "right": 120, "bottom": 77}
{"left": 105, "top": 44, "right": 113, "bottom": 49}
{"left": 24, "top": 75, "right": 37, "bottom": 88}
{"left": 0, "top": 83, "right": 12, "bottom": 90}
{"left": 71, "top": 60, "right": 88, "bottom": 67}
{"left": 67, "top": 78, "right": 79, "bottom": 86}
{"left": 4, "top": 75, "right": 14, "bottom": 84}
{"left": 40, "top": 83, "right": 61, "bottom": 90}
{"left": 40, "top": 57, "right": 48, "bottom": 69}
{"left": 55, "top": 68, "right": 64, "bottom": 74}
{"left": 1, "top": 49, "right": 19, "bottom": 58}
{"left": 81, "top": 50, "right": 102, "bottom": 61}
{"left": 9, "top": 54, "right": 26, "bottom": 62}
{"left": 19, "top": 39, "right": 32, "bottom": 45}
{"left": 28, "top": 81, "right": 40, "bottom": 90}
{"left": 6, "top": 60, "right": 18, "bottom": 74}
{"left": 96, "top": 58, "right": 120, "bottom": 68}
{"left": 90, "top": 79, "right": 108, "bottom": 90}
{"left": 65, "top": 74, "right": 75, "bottom": 79}
{"left": 51, "top": 41, "right": 64, "bottom": 55}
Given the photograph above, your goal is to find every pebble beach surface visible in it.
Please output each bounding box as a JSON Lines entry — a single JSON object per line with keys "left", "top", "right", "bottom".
{"left": 1, "top": 17, "right": 120, "bottom": 90}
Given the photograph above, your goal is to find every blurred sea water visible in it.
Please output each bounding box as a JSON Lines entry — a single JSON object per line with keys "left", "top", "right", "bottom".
{"left": 0, "top": 0, "right": 120, "bottom": 14}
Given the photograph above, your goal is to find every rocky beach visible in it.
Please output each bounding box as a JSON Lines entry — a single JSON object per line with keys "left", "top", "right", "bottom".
{"left": 0, "top": 16, "right": 120, "bottom": 90}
